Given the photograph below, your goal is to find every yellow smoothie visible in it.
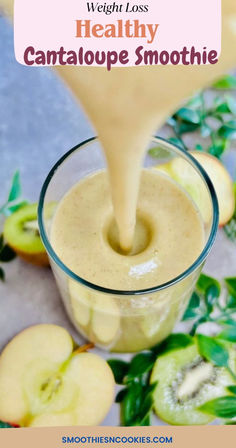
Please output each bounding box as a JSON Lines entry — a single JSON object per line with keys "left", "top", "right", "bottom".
{"left": 51, "top": 169, "right": 204, "bottom": 290}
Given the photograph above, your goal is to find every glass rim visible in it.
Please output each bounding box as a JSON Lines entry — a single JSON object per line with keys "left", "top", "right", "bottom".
{"left": 38, "top": 136, "right": 219, "bottom": 296}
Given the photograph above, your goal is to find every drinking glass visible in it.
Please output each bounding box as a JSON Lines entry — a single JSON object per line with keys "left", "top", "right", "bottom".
{"left": 38, "top": 137, "right": 218, "bottom": 352}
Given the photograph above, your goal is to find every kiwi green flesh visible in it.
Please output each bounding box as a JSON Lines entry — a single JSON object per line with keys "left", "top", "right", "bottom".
{"left": 150, "top": 344, "right": 234, "bottom": 426}
{"left": 4, "top": 203, "right": 55, "bottom": 255}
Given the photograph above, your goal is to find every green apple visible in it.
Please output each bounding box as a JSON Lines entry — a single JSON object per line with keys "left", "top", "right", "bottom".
{"left": 0, "top": 324, "right": 115, "bottom": 427}
{"left": 156, "top": 151, "right": 235, "bottom": 226}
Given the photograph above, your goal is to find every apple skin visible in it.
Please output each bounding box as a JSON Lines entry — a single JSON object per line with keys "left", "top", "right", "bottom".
{"left": 155, "top": 151, "right": 235, "bottom": 227}
{"left": 191, "top": 151, "right": 235, "bottom": 227}
{"left": 0, "top": 324, "right": 115, "bottom": 427}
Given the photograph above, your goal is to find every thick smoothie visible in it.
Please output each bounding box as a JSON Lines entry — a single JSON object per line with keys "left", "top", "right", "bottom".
{"left": 51, "top": 169, "right": 204, "bottom": 290}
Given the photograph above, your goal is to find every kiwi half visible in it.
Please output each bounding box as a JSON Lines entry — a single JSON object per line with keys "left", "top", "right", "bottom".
{"left": 3, "top": 203, "right": 55, "bottom": 267}
{"left": 150, "top": 343, "right": 235, "bottom": 425}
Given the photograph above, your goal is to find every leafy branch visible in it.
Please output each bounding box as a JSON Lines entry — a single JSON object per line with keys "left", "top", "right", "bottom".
{"left": 151, "top": 74, "right": 236, "bottom": 159}
{"left": 182, "top": 273, "right": 236, "bottom": 339}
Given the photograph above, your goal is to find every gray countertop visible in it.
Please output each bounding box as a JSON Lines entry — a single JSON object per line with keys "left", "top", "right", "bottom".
{"left": 0, "top": 17, "right": 236, "bottom": 426}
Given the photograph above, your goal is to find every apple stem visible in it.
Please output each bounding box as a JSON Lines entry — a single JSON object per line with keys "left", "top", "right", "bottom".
{"left": 73, "top": 343, "right": 95, "bottom": 355}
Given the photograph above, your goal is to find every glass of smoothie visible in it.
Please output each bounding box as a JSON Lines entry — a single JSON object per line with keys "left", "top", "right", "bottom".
{"left": 38, "top": 137, "right": 218, "bottom": 352}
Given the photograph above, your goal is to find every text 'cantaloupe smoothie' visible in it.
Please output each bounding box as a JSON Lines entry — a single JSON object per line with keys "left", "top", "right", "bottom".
{"left": 2, "top": 0, "right": 236, "bottom": 351}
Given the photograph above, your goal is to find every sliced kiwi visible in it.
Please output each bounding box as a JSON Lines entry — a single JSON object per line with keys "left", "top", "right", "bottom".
{"left": 3, "top": 203, "right": 55, "bottom": 267}
{"left": 150, "top": 343, "right": 235, "bottom": 425}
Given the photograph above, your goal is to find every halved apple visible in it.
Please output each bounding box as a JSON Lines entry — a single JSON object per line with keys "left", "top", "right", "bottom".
{"left": 69, "top": 280, "right": 120, "bottom": 346}
{"left": 156, "top": 151, "right": 235, "bottom": 226}
{"left": 0, "top": 324, "right": 115, "bottom": 427}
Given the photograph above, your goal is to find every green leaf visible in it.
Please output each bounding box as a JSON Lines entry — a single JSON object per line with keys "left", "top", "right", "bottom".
{"left": 197, "top": 273, "right": 220, "bottom": 313}
{"left": 125, "top": 352, "right": 156, "bottom": 382}
{"left": 197, "top": 334, "right": 229, "bottom": 368}
{"left": 0, "top": 267, "right": 5, "bottom": 282}
{"left": 175, "top": 107, "right": 201, "bottom": 124}
{"left": 182, "top": 291, "right": 201, "bottom": 321}
{"left": 186, "top": 94, "right": 203, "bottom": 109}
{"left": 213, "top": 75, "right": 236, "bottom": 90}
{"left": 107, "top": 359, "right": 129, "bottom": 385}
{"left": 189, "top": 291, "right": 201, "bottom": 308}
{"left": 200, "top": 124, "right": 211, "bottom": 138}
{"left": 0, "top": 245, "right": 16, "bottom": 263}
{"left": 225, "top": 278, "right": 236, "bottom": 298}
{"left": 197, "top": 273, "right": 221, "bottom": 297}
{"left": 213, "top": 96, "right": 236, "bottom": 115}
{"left": 214, "top": 96, "right": 224, "bottom": 107}
{"left": 7, "top": 171, "right": 21, "bottom": 202}
{"left": 152, "top": 333, "right": 193, "bottom": 355}
{"left": 227, "top": 385, "right": 236, "bottom": 395}
{"left": 218, "top": 325, "right": 236, "bottom": 343}
{"left": 205, "top": 285, "right": 220, "bottom": 313}
{"left": 167, "top": 117, "right": 176, "bottom": 127}
{"left": 121, "top": 382, "right": 143, "bottom": 426}
{"left": 168, "top": 137, "right": 186, "bottom": 150}
{"left": 208, "top": 139, "right": 228, "bottom": 158}
{"left": 215, "top": 102, "right": 231, "bottom": 114}
{"left": 182, "top": 308, "right": 198, "bottom": 321}
{"left": 195, "top": 144, "right": 204, "bottom": 151}
{"left": 226, "top": 96, "right": 236, "bottom": 115}
{"left": 218, "top": 120, "right": 236, "bottom": 139}
{"left": 227, "top": 295, "right": 236, "bottom": 309}
{"left": 120, "top": 381, "right": 156, "bottom": 426}
{"left": 138, "top": 383, "right": 157, "bottom": 423}
{"left": 220, "top": 319, "right": 236, "bottom": 327}
{"left": 177, "top": 122, "right": 200, "bottom": 134}
{"left": 199, "top": 396, "right": 236, "bottom": 419}
{"left": 139, "top": 415, "right": 151, "bottom": 426}
{"left": 7, "top": 201, "right": 28, "bottom": 215}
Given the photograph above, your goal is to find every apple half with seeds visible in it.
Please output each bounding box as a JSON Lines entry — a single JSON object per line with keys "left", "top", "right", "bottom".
{"left": 0, "top": 325, "right": 115, "bottom": 427}
{"left": 156, "top": 151, "right": 235, "bottom": 226}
